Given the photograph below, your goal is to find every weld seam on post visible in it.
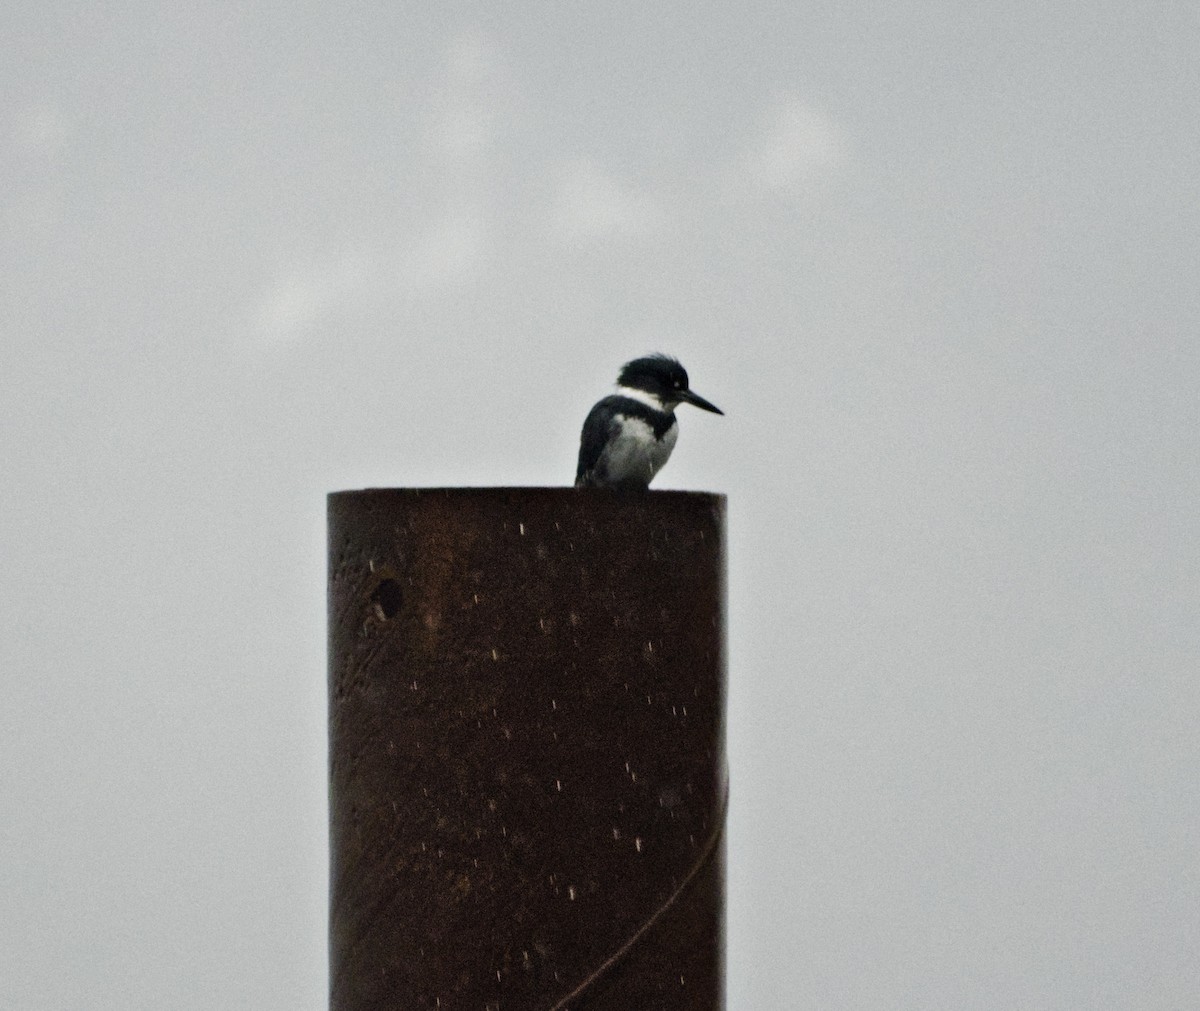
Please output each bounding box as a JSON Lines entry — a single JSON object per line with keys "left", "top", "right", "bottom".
{"left": 549, "top": 775, "right": 730, "bottom": 1011}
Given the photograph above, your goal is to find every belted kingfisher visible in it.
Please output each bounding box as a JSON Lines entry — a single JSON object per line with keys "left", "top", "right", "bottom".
{"left": 575, "top": 354, "right": 723, "bottom": 489}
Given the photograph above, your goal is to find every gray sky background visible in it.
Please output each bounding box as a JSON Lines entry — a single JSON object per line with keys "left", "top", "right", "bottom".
{"left": 3, "top": 3, "right": 1198, "bottom": 1008}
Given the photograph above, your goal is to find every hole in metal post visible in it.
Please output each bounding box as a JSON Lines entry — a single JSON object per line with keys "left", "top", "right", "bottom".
{"left": 370, "top": 577, "right": 404, "bottom": 620}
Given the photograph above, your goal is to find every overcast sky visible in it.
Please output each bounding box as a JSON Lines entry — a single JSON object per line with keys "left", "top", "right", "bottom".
{"left": 3, "top": 3, "right": 1198, "bottom": 1008}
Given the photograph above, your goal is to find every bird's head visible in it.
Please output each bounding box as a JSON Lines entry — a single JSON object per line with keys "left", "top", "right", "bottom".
{"left": 616, "top": 354, "right": 724, "bottom": 415}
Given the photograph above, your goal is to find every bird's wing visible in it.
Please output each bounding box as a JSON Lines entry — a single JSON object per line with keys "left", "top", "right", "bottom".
{"left": 575, "top": 399, "right": 620, "bottom": 486}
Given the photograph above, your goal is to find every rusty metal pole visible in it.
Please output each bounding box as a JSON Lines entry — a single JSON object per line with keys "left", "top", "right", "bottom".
{"left": 328, "top": 488, "right": 727, "bottom": 1010}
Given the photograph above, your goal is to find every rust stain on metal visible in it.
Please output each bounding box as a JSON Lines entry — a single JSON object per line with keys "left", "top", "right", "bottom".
{"left": 328, "top": 487, "right": 726, "bottom": 1009}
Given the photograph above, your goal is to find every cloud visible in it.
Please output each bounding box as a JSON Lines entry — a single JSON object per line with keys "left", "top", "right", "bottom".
{"left": 397, "top": 210, "right": 487, "bottom": 289}
{"left": 9, "top": 103, "right": 72, "bottom": 157}
{"left": 3, "top": 104, "right": 72, "bottom": 239}
{"left": 240, "top": 209, "right": 487, "bottom": 352}
{"left": 250, "top": 250, "right": 378, "bottom": 347}
{"left": 236, "top": 33, "right": 511, "bottom": 354}
{"left": 736, "top": 97, "right": 847, "bottom": 198}
{"left": 550, "top": 158, "right": 664, "bottom": 240}
{"left": 424, "top": 30, "right": 523, "bottom": 187}
{"left": 435, "top": 34, "right": 498, "bottom": 165}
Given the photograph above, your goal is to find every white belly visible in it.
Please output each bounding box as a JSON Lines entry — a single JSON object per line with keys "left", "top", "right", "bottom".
{"left": 599, "top": 416, "right": 678, "bottom": 486}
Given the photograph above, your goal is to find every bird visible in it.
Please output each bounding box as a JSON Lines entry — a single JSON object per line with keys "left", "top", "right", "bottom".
{"left": 575, "top": 354, "right": 723, "bottom": 489}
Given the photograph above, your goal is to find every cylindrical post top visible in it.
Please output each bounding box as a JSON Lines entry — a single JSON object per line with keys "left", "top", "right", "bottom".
{"left": 329, "top": 487, "right": 726, "bottom": 1009}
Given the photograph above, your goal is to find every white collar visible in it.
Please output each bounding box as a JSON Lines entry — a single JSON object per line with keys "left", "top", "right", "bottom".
{"left": 616, "top": 385, "right": 674, "bottom": 413}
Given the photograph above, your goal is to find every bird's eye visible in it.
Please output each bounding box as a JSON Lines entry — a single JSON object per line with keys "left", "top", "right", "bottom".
{"left": 673, "top": 379, "right": 683, "bottom": 389}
